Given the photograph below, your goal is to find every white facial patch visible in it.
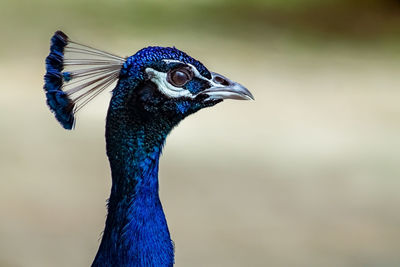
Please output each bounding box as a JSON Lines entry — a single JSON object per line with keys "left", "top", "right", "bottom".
{"left": 163, "top": 60, "right": 228, "bottom": 90}
{"left": 145, "top": 59, "right": 212, "bottom": 99}
{"left": 162, "top": 59, "right": 207, "bottom": 82}
{"left": 151, "top": 59, "right": 253, "bottom": 101}
{"left": 145, "top": 67, "right": 195, "bottom": 99}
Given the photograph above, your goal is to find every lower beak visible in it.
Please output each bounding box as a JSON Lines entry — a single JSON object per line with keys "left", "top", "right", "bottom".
{"left": 200, "top": 72, "right": 254, "bottom": 101}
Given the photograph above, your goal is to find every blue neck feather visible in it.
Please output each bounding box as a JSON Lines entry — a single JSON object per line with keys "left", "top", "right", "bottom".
{"left": 92, "top": 83, "right": 177, "bottom": 267}
{"left": 87, "top": 46, "right": 213, "bottom": 267}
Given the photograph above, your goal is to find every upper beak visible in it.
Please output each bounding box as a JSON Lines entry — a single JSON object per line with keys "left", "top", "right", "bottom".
{"left": 199, "top": 72, "right": 254, "bottom": 101}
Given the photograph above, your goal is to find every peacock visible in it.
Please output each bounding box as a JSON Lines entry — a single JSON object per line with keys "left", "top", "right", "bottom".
{"left": 43, "top": 30, "right": 253, "bottom": 267}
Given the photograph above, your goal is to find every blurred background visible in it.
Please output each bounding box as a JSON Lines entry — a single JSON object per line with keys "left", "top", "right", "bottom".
{"left": 1, "top": 0, "right": 400, "bottom": 266}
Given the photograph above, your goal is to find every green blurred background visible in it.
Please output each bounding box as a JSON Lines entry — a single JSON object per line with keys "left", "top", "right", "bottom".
{"left": 1, "top": 0, "right": 400, "bottom": 266}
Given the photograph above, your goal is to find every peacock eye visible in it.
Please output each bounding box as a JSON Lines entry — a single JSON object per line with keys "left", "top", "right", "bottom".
{"left": 167, "top": 67, "right": 193, "bottom": 87}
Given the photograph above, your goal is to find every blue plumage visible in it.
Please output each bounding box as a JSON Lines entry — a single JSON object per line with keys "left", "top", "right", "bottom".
{"left": 122, "top": 46, "right": 211, "bottom": 81}
{"left": 44, "top": 31, "right": 124, "bottom": 129}
{"left": 43, "top": 31, "right": 253, "bottom": 267}
{"left": 43, "top": 31, "right": 75, "bottom": 129}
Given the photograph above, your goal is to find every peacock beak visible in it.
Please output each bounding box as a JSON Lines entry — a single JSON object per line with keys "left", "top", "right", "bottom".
{"left": 199, "top": 72, "right": 254, "bottom": 101}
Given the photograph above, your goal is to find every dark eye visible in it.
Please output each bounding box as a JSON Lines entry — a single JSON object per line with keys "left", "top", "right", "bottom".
{"left": 167, "top": 67, "right": 193, "bottom": 87}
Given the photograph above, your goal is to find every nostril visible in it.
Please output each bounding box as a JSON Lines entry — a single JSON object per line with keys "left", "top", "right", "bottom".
{"left": 213, "top": 76, "right": 230, "bottom": 86}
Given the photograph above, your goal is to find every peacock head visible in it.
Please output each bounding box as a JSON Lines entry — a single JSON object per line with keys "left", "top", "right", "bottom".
{"left": 43, "top": 31, "right": 254, "bottom": 130}
{"left": 112, "top": 46, "right": 253, "bottom": 122}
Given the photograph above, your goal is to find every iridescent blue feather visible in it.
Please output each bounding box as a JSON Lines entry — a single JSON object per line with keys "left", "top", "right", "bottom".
{"left": 43, "top": 31, "right": 74, "bottom": 129}
{"left": 43, "top": 31, "right": 124, "bottom": 129}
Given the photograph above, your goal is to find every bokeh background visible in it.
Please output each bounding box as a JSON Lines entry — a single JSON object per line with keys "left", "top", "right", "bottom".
{"left": 1, "top": 0, "right": 400, "bottom": 266}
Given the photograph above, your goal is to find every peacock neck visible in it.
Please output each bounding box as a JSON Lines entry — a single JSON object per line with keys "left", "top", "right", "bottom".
{"left": 92, "top": 102, "right": 175, "bottom": 267}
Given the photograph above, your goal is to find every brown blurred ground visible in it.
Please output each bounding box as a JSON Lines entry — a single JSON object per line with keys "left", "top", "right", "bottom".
{"left": 0, "top": 0, "right": 400, "bottom": 266}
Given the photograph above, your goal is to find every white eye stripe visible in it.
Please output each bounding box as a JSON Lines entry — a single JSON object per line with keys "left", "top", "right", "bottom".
{"left": 162, "top": 59, "right": 209, "bottom": 82}
{"left": 162, "top": 59, "right": 181, "bottom": 64}
{"left": 163, "top": 60, "right": 233, "bottom": 91}
{"left": 145, "top": 67, "right": 195, "bottom": 99}
{"left": 146, "top": 59, "right": 213, "bottom": 99}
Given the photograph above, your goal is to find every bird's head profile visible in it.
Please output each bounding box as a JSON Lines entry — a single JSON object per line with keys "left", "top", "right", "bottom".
{"left": 111, "top": 46, "right": 253, "bottom": 127}
{"left": 43, "top": 30, "right": 253, "bottom": 131}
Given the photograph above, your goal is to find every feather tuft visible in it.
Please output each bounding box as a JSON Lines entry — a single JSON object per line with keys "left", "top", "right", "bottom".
{"left": 43, "top": 30, "right": 124, "bottom": 129}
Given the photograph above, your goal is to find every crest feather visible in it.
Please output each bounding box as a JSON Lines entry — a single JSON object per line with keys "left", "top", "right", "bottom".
{"left": 43, "top": 30, "right": 125, "bottom": 129}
